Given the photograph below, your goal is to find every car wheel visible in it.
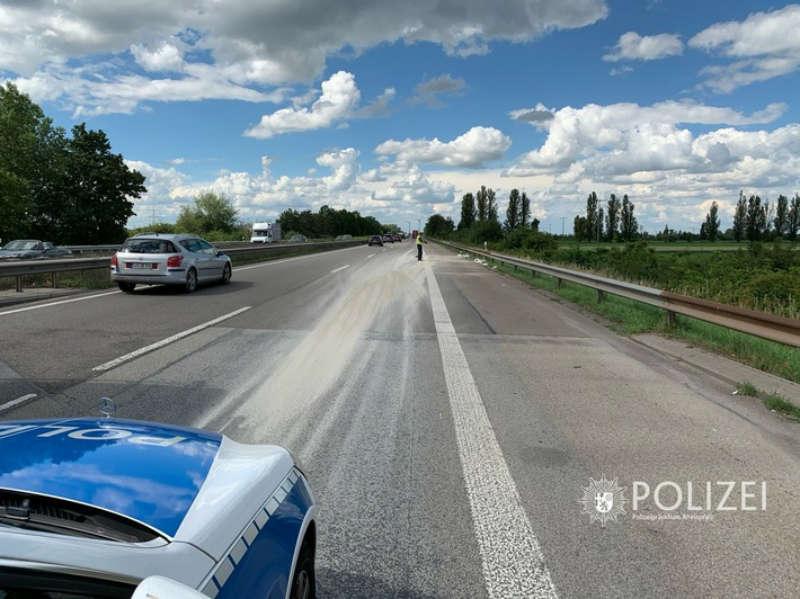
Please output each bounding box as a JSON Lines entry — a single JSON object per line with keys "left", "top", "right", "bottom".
{"left": 117, "top": 282, "right": 136, "bottom": 293}
{"left": 290, "top": 540, "right": 315, "bottom": 599}
{"left": 221, "top": 263, "right": 231, "bottom": 284}
{"left": 184, "top": 268, "right": 198, "bottom": 293}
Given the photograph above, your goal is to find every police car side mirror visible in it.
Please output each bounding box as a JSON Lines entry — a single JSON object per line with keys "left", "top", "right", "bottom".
{"left": 131, "top": 576, "right": 210, "bottom": 599}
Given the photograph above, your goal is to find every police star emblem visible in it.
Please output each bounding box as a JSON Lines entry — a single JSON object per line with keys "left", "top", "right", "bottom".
{"left": 579, "top": 474, "right": 627, "bottom": 527}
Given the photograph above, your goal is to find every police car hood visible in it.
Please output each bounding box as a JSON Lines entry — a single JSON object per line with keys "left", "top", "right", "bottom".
{"left": 0, "top": 418, "right": 294, "bottom": 559}
{"left": 0, "top": 418, "right": 221, "bottom": 538}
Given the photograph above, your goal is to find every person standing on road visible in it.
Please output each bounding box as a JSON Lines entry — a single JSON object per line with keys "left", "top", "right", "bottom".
{"left": 416, "top": 231, "right": 426, "bottom": 261}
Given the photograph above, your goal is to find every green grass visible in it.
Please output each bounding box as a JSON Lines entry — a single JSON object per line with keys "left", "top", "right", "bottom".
{"left": 736, "top": 382, "right": 800, "bottom": 420}
{"left": 556, "top": 240, "right": 797, "bottom": 252}
{"left": 479, "top": 256, "right": 800, "bottom": 384}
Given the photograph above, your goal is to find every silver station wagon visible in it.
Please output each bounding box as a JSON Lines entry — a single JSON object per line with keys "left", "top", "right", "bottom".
{"left": 111, "top": 234, "right": 232, "bottom": 293}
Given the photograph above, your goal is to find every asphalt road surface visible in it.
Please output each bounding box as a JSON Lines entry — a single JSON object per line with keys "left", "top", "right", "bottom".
{"left": 1, "top": 242, "right": 798, "bottom": 598}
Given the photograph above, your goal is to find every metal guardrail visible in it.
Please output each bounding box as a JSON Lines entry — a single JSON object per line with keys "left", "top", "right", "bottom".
{"left": 1, "top": 240, "right": 364, "bottom": 293}
{"left": 437, "top": 240, "right": 800, "bottom": 348}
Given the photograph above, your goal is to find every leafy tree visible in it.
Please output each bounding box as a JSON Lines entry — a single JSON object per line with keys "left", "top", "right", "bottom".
{"left": 476, "top": 186, "right": 488, "bottom": 221}
{"left": 505, "top": 188, "right": 520, "bottom": 230}
{"left": 530, "top": 217, "right": 540, "bottom": 232}
{"left": 620, "top": 194, "right": 638, "bottom": 241}
{"left": 57, "top": 124, "right": 145, "bottom": 243}
{"left": 605, "top": 194, "right": 621, "bottom": 241}
{"left": 520, "top": 192, "right": 531, "bottom": 228}
{"left": 585, "top": 192, "right": 599, "bottom": 241}
{"left": 774, "top": 195, "right": 789, "bottom": 238}
{"left": 596, "top": 207, "right": 604, "bottom": 242}
{"left": 703, "top": 201, "right": 721, "bottom": 241}
{"left": 425, "top": 214, "right": 454, "bottom": 237}
{"left": 573, "top": 215, "right": 587, "bottom": 240}
{"left": 745, "top": 195, "right": 766, "bottom": 241}
{"left": 458, "top": 193, "right": 476, "bottom": 230}
{"left": 733, "top": 191, "right": 747, "bottom": 242}
{"left": 486, "top": 188, "right": 498, "bottom": 223}
{"left": 788, "top": 195, "right": 800, "bottom": 242}
{"left": 176, "top": 192, "right": 237, "bottom": 235}
{"left": 0, "top": 83, "right": 144, "bottom": 244}
{"left": 0, "top": 170, "right": 28, "bottom": 242}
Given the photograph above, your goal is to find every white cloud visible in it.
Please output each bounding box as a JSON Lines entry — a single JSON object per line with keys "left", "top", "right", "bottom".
{"left": 497, "top": 98, "right": 800, "bottom": 232}
{"left": 689, "top": 5, "right": 800, "bottom": 92}
{"left": 130, "top": 41, "right": 184, "bottom": 72}
{"left": 244, "top": 71, "right": 360, "bottom": 138}
{"left": 131, "top": 148, "right": 457, "bottom": 227}
{"left": 375, "top": 126, "right": 511, "bottom": 168}
{"left": 506, "top": 100, "right": 786, "bottom": 175}
{"left": 0, "top": 0, "right": 608, "bottom": 114}
{"left": 603, "top": 31, "right": 683, "bottom": 62}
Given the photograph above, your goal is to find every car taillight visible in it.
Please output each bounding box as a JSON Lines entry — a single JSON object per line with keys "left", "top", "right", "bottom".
{"left": 110, "top": 253, "right": 118, "bottom": 267}
{"left": 166, "top": 254, "right": 183, "bottom": 267}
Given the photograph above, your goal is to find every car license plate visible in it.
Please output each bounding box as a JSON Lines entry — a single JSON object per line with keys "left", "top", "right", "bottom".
{"left": 130, "top": 263, "right": 151, "bottom": 269}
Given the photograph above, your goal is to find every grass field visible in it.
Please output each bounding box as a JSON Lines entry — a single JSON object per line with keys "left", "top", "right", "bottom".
{"left": 555, "top": 240, "right": 798, "bottom": 252}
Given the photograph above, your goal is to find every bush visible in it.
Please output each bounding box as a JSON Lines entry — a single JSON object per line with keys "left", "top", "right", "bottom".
{"left": 469, "top": 220, "right": 504, "bottom": 244}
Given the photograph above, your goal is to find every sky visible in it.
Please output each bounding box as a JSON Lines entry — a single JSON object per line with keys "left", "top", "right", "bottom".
{"left": 2, "top": 0, "right": 799, "bottom": 233}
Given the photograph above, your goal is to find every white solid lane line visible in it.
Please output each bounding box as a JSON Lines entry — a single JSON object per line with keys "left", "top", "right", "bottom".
{"left": 330, "top": 264, "right": 350, "bottom": 274}
{"left": 92, "top": 306, "right": 252, "bottom": 373}
{"left": 424, "top": 263, "right": 558, "bottom": 599}
{"left": 367, "top": 254, "right": 375, "bottom": 259}
{"left": 0, "top": 291, "right": 121, "bottom": 318}
{"left": 0, "top": 245, "right": 368, "bottom": 317}
{"left": 0, "top": 393, "right": 37, "bottom": 414}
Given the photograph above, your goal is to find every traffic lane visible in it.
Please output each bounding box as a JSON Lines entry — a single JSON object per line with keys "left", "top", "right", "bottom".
{"left": 215, "top": 266, "right": 486, "bottom": 598}
{"left": 433, "top": 253, "right": 800, "bottom": 596}
{"left": 0, "top": 245, "right": 372, "bottom": 395}
{"left": 427, "top": 244, "right": 589, "bottom": 337}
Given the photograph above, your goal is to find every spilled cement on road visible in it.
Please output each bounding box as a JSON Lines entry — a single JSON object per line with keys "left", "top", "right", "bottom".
{"left": 201, "top": 248, "right": 429, "bottom": 444}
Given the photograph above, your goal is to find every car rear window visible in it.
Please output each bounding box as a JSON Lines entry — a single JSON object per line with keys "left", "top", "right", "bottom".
{"left": 121, "top": 239, "right": 177, "bottom": 253}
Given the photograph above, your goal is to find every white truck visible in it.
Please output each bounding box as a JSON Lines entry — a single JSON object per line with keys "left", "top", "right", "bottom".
{"left": 250, "top": 222, "right": 281, "bottom": 243}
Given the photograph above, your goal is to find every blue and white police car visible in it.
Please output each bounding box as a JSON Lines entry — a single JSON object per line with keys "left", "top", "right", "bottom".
{"left": 0, "top": 417, "right": 316, "bottom": 599}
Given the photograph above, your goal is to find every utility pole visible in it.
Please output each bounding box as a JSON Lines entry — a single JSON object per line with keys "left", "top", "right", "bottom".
{"left": 561, "top": 216, "right": 565, "bottom": 237}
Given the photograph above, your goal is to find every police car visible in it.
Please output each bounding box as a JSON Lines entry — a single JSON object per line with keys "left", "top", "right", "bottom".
{"left": 0, "top": 416, "right": 316, "bottom": 599}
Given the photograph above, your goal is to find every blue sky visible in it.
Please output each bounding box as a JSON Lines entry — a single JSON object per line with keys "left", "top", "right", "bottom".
{"left": 3, "top": 0, "right": 799, "bottom": 232}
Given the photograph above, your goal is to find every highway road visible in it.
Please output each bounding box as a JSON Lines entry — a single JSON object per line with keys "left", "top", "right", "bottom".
{"left": 1, "top": 242, "right": 798, "bottom": 598}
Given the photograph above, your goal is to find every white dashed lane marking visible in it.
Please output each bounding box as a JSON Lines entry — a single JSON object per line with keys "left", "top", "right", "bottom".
{"left": 330, "top": 264, "right": 350, "bottom": 274}
{"left": 0, "top": 393, "right": 38, "bottom": 414}
{"left": 92, "top": 306, "right": 252, "bottom": 373}
{"left": 424, "top": 263, "right": 558, "bottom": 599}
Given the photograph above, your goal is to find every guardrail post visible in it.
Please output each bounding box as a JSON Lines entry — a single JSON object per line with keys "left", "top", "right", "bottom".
{"left": 16, "top": 276, "right": 23, "bottom": 293}
{"left": 597, "top": 289, "right": 605, "bottom": 304}
{"left": 665, "top": 310, "right": 676, "bottom": 328}
{"left": 51, "top": 271, "right": 56, "bottom": 288}
{"left": 557, "top": 277, "right": 563, "bottom": 288}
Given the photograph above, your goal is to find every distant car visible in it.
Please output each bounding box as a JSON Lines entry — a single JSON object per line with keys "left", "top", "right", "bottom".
{"left": 110, "top": 234, "right": 232, "bottom": 293}
{"left": 0, "top": 239, "right": 72, "bottom": 260}
{"left": 392, "top": 234, "right": 402, "bottom": 242}
{"left": 0, "top": 416, "right": 316, "bottom": 599}
{"left": 335, "top": 234, "right": 352, "bottom": 240}
{"left": 368, "top": 235, "right": 383, "bottom": 247}
{"left": 381, "top": 234, "right": 394, "bottom": 243}
{"left": 289, "top": 234, "right": 308, "bottom": 243}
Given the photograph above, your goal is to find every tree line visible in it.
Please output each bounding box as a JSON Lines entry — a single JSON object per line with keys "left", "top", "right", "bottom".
{"left": 572, "top": 190, "right": 799, "bottom": 242}
{"left": 573, "top": 192, "right": 638, "bottom": 242}
{"left": 0, "top": 83, "right": 146, "bottom": 244}
{"left": 278, "top": 206, "right": 383, "bottom": 238}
